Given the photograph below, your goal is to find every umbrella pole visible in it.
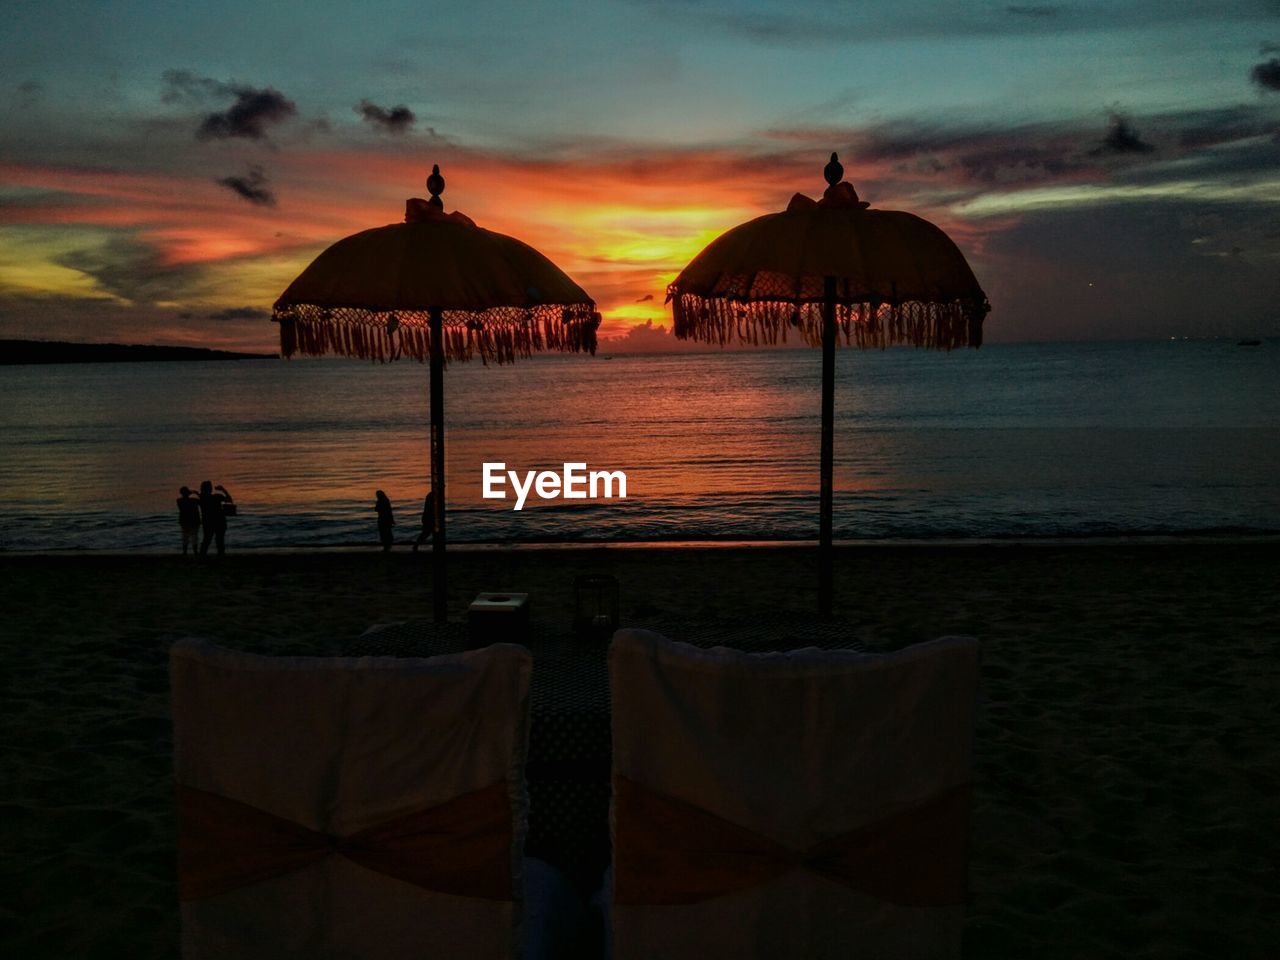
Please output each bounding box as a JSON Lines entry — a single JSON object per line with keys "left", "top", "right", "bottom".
{"left": 429, "top": 306, "right": 448, "bottom": 623}
{"left": 819, "top": 276, "right": 836, "bottom": 618}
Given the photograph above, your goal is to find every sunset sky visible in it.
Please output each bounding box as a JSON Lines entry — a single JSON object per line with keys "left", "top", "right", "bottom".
{"left": 2, "top": 0, "right": 1278, "bottom": 352}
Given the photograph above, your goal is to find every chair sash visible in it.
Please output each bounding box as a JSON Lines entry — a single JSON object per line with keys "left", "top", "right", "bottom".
{"left": 178, "top": 781, "right": 514, "bottom": 902}
{"left": 613, "top": 776, "right": 969, "bottom": 907}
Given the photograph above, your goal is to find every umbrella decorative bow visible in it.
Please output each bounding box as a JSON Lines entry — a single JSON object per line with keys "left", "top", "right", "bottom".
{"left": 667, "top": 154, "right": 989, "bottom": 615}
{"left": 273, "top": 165, "right": 600, "bottom": 621}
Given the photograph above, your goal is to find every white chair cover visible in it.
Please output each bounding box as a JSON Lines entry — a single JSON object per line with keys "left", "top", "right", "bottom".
{"left": 170, "top": 638, "right": 532, "bottom": 960}
{"left": 608, "top": 629, "right": 979, "bottom": 960}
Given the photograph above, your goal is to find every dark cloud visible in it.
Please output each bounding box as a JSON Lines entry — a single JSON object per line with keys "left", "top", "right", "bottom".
{"left": 216, "top": 165, "right": 277, "bottom": 206}
{"left": 1094, "top": 114, "right": 1156, "bottom": 154}
{"left": 634, "top": 293, "right": 654, "bottom": 302}
{"left": 759, "top": 102, "right": 1278, "bottom": 204}
{"left": 356, "top": 99, "right": 415, "bottom": 133}
{"left": 959, "top": 145, "right": 1080, "bottom": 182}
{"left": 196, "top": 86, "right": 296, "bottom": 141}
{"left": 743, "top": 99, "right": 1280, "bottom": 224}
{"left": 52, "top": 236, "right": 206, "bottom": 304}
{"left": 1250, "top": 58, "right": 1280, "bottom": 91}
{"left": 207, "top": 307, "right": 267, "bottom": 321}
{"left": 852, "top": 123, "right": 1081, "bottom": 183}
{"left": 1176, "top": 107, "right": 1266, "bottom": 149}
{"left": 163, "top": 69, "right": 297, "bottom": 140}
{"left": 1005, "top": 4, "right": 1058, "bottom": 16}
{"left": 848, "top": 121, "right": 1088, "bottom": 186}
{"left": 853, "top": 126, "right": 978, "bottom": 162}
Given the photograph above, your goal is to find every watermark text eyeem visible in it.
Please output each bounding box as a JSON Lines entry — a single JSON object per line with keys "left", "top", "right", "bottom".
{"left": 482, "top": 462, "right": 627, "bottom": 511}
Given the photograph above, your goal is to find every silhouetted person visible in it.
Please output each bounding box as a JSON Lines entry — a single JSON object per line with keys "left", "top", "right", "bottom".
{"left": 177, "top": 486, "right": 201, "bottom": 556}
{"left": 412, "top": 491, "right": 436, "bottom": 552}
{"left": 198, "top": 480, "right": 233, "bottom": 557}
{"left": 375, "top": 490, "right": 395, "bottom": 552}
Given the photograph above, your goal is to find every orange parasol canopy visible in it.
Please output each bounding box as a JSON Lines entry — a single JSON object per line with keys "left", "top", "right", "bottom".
{"left": 669, "top": 162, "right": 988, "bottom": 351}
{"left": 273, "top": 172, "right": 599, "bottom": 365}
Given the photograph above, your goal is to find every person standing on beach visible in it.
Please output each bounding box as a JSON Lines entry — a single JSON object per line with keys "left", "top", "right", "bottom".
{"left": 198, "top": 480, "right": 233, "bottom": 557}
{"left": 375, "top": 490, "right": 395, "bottom": 552}
{"left": 176, "top": 486, "right": 201, "bottom": 556}
{"left": 412, "top": 490, "right": 435, "bottom": 552}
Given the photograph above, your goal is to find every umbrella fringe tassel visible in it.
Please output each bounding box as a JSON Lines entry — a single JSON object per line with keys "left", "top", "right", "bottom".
{"left": 272, "top": 303, "right": 601, "bottom": 364}
{"left": 668, "top": 294, "right": 988, "bottom": 350}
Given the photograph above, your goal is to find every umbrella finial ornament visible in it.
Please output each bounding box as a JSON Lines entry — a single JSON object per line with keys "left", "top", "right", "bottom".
{"left": 824, "top": 152, "right": 843, "bottom": 187}
{"left": 817, "top": 151, "right": 868, "bottom": 209}
{"left": 426, "top": 164, "right": 445, "bottom": 209}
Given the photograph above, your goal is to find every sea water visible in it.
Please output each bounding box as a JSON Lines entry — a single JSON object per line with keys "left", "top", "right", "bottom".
{"left": 1, "top": 340, "right": 1277, "bottom": 551}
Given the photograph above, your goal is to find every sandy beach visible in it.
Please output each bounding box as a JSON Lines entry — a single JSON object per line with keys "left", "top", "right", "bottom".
{"left": 2, "top": 540, "right": 1278, "bottom": 958}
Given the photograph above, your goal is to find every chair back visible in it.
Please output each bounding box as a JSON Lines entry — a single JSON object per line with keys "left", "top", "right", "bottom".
{"left": 608, "top": 629, "right": 979, "bottom": 960}
{"left": 170, "top": 639, "right": 532, "bottom": 960}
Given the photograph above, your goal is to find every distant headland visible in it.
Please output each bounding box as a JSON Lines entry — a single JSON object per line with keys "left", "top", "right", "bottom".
{"left": 0, "top": 340, "right": 278, "bottom": 365}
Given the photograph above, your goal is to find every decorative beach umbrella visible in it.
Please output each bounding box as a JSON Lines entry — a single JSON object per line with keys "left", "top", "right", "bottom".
{"left": 667, "top": 154, "right": 989, "bottom": 616}
{"left": 273, "top": 165, "right": 600, "bottom": 622}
